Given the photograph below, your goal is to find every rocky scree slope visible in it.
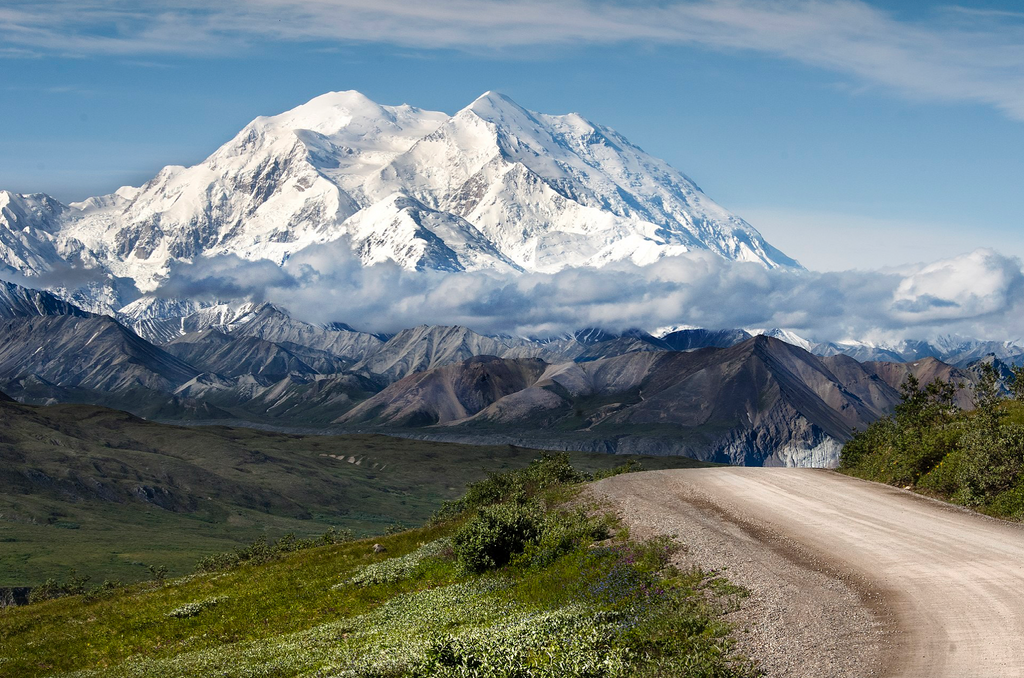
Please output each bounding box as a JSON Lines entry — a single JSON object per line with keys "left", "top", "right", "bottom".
{"left": 339, "top": 336, "right": 969, "bottom": 466}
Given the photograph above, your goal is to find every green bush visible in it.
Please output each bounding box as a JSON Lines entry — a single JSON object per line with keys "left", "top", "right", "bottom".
{"left": 433, "top": 453, "right": 589, "bottom": 523}
{"left": 956, "top": 423, "right": 1024, "bottom": 500}
{"left": 986, "top": 482, "right": 1024, "bottom": 520}
{"left": 527, "top": 508, "right": 612, "bottom": 568}
{"left": 842, "top": 371, "right": 1024, "bottom": 519}
{"left": 453, "top": 502, "right": 543, "bottom": 573}
{"left": 29, "top": 569, "right": 91, "bottom": 603}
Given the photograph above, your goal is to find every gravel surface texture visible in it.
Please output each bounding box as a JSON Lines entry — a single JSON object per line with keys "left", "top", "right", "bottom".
{"left": 590, "top": 467, "right": 1024, "bottom": 677}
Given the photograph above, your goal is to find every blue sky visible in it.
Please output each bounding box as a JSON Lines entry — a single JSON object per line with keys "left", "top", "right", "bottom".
{"left": 2, "top": 0, "right": 1023, "bottom": 272}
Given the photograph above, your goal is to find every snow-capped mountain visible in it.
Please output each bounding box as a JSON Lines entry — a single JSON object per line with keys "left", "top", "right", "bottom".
{"left": 0, "top": 279, "right": 89, "bottom": 319}
{"left": 813, "top": 335, "right": 1024, "bottom": 367}
{"left": 362, "top": 92, "right": 797, "bottom": 272}
{"left": 748, "top": 328, "right": 815, "bottom": 351}
{"left": 0, "top": 90, "right": 798, "bottom": 313}
{"left": 742, "top": 328, "right": 1024, "bottom": 367}
{"left": 0, "top": 192, "right": 66, "bottom": 275}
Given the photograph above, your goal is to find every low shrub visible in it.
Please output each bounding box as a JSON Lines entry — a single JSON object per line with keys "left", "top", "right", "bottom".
{"left": 985, "top": 482, "right": 1024, "bottom": 520}
{"left": 417, "top": 606, "right": 635, "bottom": 677}
{"left": 83, "top": 579, "right": 125, "bottom": 602}
{"left": 526, "top": 507, "right": 613, "bottom": 568}
{"left": 166, "top": 596, "right": 227, "bottom": 619}
{"left": 29, "top": 569, "right": 91, "bottom": 603}
{"left": 453, "top": 502, "right": 543, "bottom": 573}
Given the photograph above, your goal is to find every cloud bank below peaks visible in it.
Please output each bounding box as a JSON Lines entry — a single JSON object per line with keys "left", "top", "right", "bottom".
{"left": 153, "top": 242, "right": 1024, "bottom": 343}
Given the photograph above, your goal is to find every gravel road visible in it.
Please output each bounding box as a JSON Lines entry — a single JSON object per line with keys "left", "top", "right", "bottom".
{"left": 590, "top": 468, "right": 1024, "bottom": 677}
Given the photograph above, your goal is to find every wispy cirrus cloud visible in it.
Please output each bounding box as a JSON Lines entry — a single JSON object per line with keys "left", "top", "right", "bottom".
{"left": 4, "top": 1, "right": 1024, "bottom": 120}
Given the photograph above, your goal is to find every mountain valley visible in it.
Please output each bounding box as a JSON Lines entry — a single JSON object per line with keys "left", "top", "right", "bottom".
{"left": 0, "top": 394, "right": 707, "bottom": 587}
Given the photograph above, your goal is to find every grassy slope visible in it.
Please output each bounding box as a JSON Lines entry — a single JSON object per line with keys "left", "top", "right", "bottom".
{"left": 0, "top": 482, "right": 755, "bottom": 678}
{"left": 0, "top": 401, "right": 709, "bottom": 586}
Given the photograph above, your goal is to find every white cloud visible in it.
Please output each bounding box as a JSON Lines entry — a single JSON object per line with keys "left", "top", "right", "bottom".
{"left": 158, "top": 243, "right": 1024, "bottom": 342}
{"left": 4, "top": 1, "right": 1024, "bottom": 120}
{"left": 891, "top": 249, "right": 1024, "bottom": 323}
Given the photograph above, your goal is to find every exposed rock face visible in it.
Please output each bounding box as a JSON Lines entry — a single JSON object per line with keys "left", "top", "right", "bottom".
{"left": 350, "top": 326, "right": 536, "bottom": 382}
{"left": 163, "top": 329, "right": 331, "bottom": 383}
{"left": 342, "top": 355, "right": 549, "bottom": 427}
{"left": 225, "top": 372, "right": 383, "bottom": 424}
{"left": 339, "top": 336, "right": 908, "bottom": 467}
{"left": 0, "top": 315, "right": 198, "bottom": 393}
{"left": 0, "top": 280, "right": 90, "bottom": 319}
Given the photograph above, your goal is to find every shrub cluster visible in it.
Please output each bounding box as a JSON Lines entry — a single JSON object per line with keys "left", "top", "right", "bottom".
{"left": 29, "top": 569, "right": 91, "bottom": 603}
{"left": 29, "top": 571, "right": 129, "bottom": 604}
{"left": 426, "top": 453, "right": 631, "bottom": 574}
{"left": 432, "top": 453, "right": 642, "bottom": 523}
{"left": 416, "top": 606, "right": 636, "bottom": 677}
{"left": 840, "top": 364, "right": 1024, "bottom": 517}
{"left": 346, "top": 538, "right": 454, "bottom": 587}
{"left": 195, "top": 527, "right": 354, "bottom": 573}
{"left": 450, "top": 502, "right": 614, "bottom": 574}
{"left": 452, "top": 502, "right": 544, "bottom": 573}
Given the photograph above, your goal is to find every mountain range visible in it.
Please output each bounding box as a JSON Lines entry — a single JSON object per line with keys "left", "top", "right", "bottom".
{"left": 336, "top": 338, "right": 976, "bottom": 466}
{"left": 0, "top": 90, "right": 1014, "bottom": 467}
{"left": 0, "top": 277, "right": 997, "bottom": 467}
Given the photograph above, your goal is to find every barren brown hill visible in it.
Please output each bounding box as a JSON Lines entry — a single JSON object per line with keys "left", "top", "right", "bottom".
{"left": 341, "top": 336, "right": 910, "bottom": 466}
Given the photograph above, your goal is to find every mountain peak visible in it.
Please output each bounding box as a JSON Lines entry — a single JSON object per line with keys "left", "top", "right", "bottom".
{"left": 470, "top": 90, "right": 519, "bottom": 107}
{"left": 258, "top": 90, "right": 389, "bottom": 134}
{"left": 0, "top": 89, "right": 800, "bottom": 307}
{"left": 0, "top": 279, "right": 91, "bottom": 319}
{"left": 464, "top": 91, "right": 535, "bottom": 126}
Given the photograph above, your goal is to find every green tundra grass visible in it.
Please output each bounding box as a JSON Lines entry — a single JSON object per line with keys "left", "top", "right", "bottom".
{"left": 0, "top": 400, "right": 710, "bottom": 586}
{"left": 0, "top": 457, "right": 755, "bottom": 678}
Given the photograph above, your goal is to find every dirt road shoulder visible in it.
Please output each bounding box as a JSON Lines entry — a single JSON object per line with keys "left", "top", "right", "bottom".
{"left": 589, "top": 469, "right": 898, "bottom": 678}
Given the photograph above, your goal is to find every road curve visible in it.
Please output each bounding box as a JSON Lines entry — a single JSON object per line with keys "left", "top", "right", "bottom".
{"left": 591, "top": 468, "right": 1024, "bottom": 678}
